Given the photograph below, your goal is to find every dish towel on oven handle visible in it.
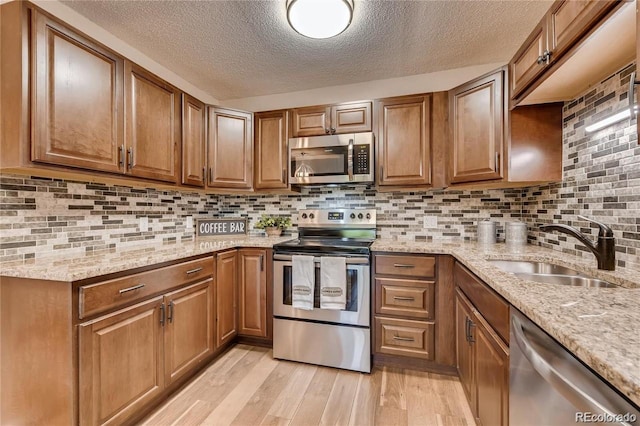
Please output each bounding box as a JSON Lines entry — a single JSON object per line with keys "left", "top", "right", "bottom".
{"left": 292, "top": 255, "right": 315, "bottom": 310}
{"left": 320, "top": 256, "right": 347, "bottom": 310}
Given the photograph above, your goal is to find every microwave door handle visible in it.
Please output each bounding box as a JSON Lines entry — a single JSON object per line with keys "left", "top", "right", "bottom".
{"left": 348, "top": 139, "right": 354, "bottom": 181}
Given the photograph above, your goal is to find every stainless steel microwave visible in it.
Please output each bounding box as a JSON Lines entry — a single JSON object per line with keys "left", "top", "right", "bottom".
{"left": 289, "top": 132, "right": 374, "bottom": 185}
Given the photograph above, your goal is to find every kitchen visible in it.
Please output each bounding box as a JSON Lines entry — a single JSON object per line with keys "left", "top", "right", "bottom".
{"left": 0, "top": 0, "right": 639, "bottom": 425}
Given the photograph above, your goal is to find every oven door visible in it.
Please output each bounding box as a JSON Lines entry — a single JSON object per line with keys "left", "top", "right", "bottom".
{"left": 273, "top": 255, "right": 370, "bottom": 327}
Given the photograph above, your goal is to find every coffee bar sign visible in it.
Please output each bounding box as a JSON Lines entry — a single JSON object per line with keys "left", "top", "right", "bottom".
{"left": 196, "top": 218, "right": 247, "bottom": 236}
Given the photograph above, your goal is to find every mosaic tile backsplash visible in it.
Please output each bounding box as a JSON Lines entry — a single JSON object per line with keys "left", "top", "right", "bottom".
{"left": 1, "top": 64, "right": 638, "bottom": 271}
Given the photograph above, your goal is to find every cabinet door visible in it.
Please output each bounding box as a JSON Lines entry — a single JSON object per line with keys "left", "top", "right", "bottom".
{"left": 254, "top": 110, "right": 288, "bottom": 189}
{"left": 291, "top": 105, "right": 331, "bottom": 137}
{"left": 475, "top": 315, "right": 509, "bottom": 426}
{"left": 125, "top": 62, "right": 180, "bottom": 182}
{"left": 31, "top": 11, "right": 124, "bottom": 173}
{"left": 449, "top": 70, "right": 504, "bottom": 184}
{"left": 549, "top": 0, "right": 616, "bottom": 60}
{"left": 164, "top": 279, "right": 214, "bottom": 386}
{"left": 181, "top": 94, "right": 206, "bottom": 187}
{"left": 238, "top": 249, "right": 269, "bottom": 338}
{"left": 455, "top": 291, "right": 476, "bottom": 415}
{"left": 79, "top": 297, "right": 165, "bottom": 426}
{"left": 216, "top": 250, "right": 238, "bottom": 348}
{"left": 377, "top": 95, "right": 431, "bottom": 186}
{"left": 208, "top": 108, "right": 253, "bottom": 189}
{"left": 510, "top": 20, "right": 549, "bottom": 97}
{"left": 331, "top": 102, "right": 372, "bottom": 134}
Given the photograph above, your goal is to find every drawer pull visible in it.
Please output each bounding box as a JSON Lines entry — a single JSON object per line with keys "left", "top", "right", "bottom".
{"left": 118, "top": 284, "right": 145, "bottom": 294}
{"left": 186, "top": 267, "right": 204, "bottom": 275}
{"left": 393, "top": 263, "right": 415, "bottom": 268}
{"left": 392, "top": 336, "right": 415, "bottom": 342}
{"left": 393, "top": 296, "right": 415, "bottom": 301}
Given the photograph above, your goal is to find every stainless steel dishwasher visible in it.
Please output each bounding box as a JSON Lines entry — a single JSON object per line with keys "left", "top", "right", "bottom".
{"left": 510, "top": 309, "right": 640, "bottom": 426}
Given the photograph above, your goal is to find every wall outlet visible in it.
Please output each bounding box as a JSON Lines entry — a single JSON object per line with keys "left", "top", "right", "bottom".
{"left": 139, "top": 216, "right": 149, "bottom": 232}
{"left": 423, "top": 216, "right": 438, "bottom": 228}
{"left": 186, "top": 216, "right": 193, "bottom": 230}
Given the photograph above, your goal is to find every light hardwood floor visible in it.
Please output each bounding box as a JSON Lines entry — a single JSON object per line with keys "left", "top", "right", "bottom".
{"left": 141, "top": 345, "right": 476, "bottom": 426}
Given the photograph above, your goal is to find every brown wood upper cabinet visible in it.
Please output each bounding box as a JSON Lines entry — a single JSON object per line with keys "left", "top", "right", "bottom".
{"left": 449, "top": 68, "right": 563, "bottom": 187}
{"left": 125, "top": 61, "right": 181, "bottom": 183}
{"left": 510, "top": 0, "right": 618, "bottom": 100}
{"left": 238, "top": 248, "right": 269, "bottom": 339}
{"left": 181, "top": 94, "right": 207, "bottom": 187}
{"left": 254, "top": 110, "right": 289, "bottom": 190}
{"left": 376, "top": 95, "right": 432, "bottom": 187}
{"left": 291, "top": 102, "right": 372, "bottom": 137}
{"left": 31, "top": 10, "right": 124, "bottom": 174}
{"left": 208, "top": 107, "right": 253, "bottom": 189}
{"left": 449, "top": 71, "right": 504, "bottom": 184}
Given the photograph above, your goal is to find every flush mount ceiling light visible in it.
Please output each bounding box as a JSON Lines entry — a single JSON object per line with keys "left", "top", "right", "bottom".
{"left": 287, "top": 0, "right": 353, "bottom": 39}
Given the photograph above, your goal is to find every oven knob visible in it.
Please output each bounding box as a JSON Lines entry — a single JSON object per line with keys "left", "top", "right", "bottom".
{"left": 302, "top": 213, "right": 307, "bottom": 219}
{"left": 350, "top": 213, "right": 356, "bottom": 219}
{"left": 357, "top": 213, "right": 363, "bottom": 219}
{"left": 366, "top": 213, "right": 371, "bottom": 219}
{"left": 309, "top": 213, "right": 315, "bottom": 219}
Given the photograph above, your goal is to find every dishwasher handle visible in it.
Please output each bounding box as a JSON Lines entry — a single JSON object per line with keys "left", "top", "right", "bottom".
{"left": 511, "top": 314, "right": 635, "bottom": 426}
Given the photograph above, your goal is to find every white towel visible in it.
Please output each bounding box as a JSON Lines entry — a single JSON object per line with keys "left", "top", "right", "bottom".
{"left": 320, "top": 257, "right": 346, "bottom": 310}
{"left": 292, "top": 255, "right": 315, "bottom": 310}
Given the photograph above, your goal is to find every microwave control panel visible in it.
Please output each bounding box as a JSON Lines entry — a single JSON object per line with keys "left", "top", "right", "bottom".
{"left": 353, "top": 144, "right": 370, "bottom": 175}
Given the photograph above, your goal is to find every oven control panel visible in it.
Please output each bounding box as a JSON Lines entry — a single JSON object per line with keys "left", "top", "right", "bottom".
{"left": 353, "top": 144, "right": 370, "bottom": 175}
{"left": 298, "top": 209, "right": 376, "bottom": 228}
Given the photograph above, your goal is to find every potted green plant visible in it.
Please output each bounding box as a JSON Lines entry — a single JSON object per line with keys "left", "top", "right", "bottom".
{"left": 254, "top": 215, "right": 292, "bottom": 237}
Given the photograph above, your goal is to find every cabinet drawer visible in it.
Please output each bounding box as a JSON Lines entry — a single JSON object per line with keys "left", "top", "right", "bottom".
{"left": 79, "top": 257, "right": 213, "bottom": 319}
{"left": 374, "top": 254, "right": 435, "bottom": 277}
{"left": 375, "top": 317, "right": 435, "bottom": 360}
{"left": 454, "top": 262, "right": 509, "bottom": 343}
{"left": 375, "top": 278, "right": 435, "bottom": 319}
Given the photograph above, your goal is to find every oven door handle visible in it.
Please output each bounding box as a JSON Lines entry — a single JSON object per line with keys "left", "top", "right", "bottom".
{"left": 273, "top": 254, "right": 369, "bottom": 265}
{"left": 347, "top": 138, "right": 354, "bottom": 181}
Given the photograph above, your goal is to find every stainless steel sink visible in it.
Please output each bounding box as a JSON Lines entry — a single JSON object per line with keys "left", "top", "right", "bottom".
{"left": 488, "top": 260, "right": 581, "bottom": 276}
{"left": 487, "top": 260, "right": 618, "bottom": 288}
{"left": 513, "top": 272, "right": 618, "bottom": 288}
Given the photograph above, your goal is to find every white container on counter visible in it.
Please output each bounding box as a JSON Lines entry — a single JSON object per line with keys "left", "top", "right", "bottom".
{"left": 506, "top": 221, "right": 528, "bottom": 245}
{"left": 477, "top": 220, "right": 497, "bottom": 244}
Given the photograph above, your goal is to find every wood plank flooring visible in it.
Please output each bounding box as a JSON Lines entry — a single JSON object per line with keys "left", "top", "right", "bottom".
{"left": 141, "top": 345, "right": 476, "bottom": 426}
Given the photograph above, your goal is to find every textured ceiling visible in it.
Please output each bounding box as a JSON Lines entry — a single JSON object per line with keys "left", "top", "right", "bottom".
{"left": 61, "top": 0, "right": 552, "bottom": 101}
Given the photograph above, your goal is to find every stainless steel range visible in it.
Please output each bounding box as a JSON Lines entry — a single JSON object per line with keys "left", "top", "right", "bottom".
{"left": 272, "top": 208, "right": 376, "bottom": 373}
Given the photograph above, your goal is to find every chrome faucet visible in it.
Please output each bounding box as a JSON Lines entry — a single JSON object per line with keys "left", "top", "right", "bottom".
{"left": 538, "top": 215, "right": 616, "bottom": 271}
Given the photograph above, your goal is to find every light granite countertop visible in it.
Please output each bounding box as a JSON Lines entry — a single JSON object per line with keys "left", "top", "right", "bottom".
{"left": 372, "top": 239, "right": 640, "bottom": 407}
{"left": 1, "top": 237, "right": 638, "bottom": 407}
{"left": 0, "top": 235, "right": 293, "bottom": 282}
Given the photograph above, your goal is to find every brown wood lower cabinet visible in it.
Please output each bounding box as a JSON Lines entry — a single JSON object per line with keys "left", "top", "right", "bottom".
{"left": 216, "top": 250, "right": 239, "bottom": 348}
{"left": 455, "top": 263, "right": 509, "bottom": 426}
{"left": 164, "top": 279, "right": 215, "bottom": 385}
{"left": 238, "top": 248, "right": 270, "bottom": 340}
{"left": 79, "top": 297, "right": 166, "bottom": 426}
{"left": 372, "top": 253, "right": 455, "bottom": 373}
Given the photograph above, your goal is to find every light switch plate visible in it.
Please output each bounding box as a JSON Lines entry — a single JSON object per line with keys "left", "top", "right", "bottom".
{"left": 139, "top": 216, "right": 149, "bottom": 232}
{"left": 186, "top": 216, "right": 193, "bottom": 230}
{"left": 423, "top": 216, "right": 438, "bottom": 228}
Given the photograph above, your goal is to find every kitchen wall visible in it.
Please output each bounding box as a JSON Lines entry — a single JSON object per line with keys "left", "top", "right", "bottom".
{"left": 1, "top": 64, "right": 637, "bottom": 271}
{"left": 524, "top": 63, "right": 639, "bottom": 271}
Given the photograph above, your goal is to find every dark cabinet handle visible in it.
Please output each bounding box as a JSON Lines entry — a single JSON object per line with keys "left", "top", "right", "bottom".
{"left": 209, "top": 167, "right": 213, "bottom": 184}
{"left": 186, "top": 267, "right": 203, "bottom": 275}
{"left": 202, "top": 167, "right": 206, "bottom": 184}
{"left": 330, "top": 127, "right": 336, "bottom": 134}
{"left": 167, "top": 301, "right": 174, "bottom": 323}
{"left": 119, "top": 283, "right": 145, "bottom": 294}
{"left": 325, "top": 128, "right": 330, "bottom": 134}
{"left": 127, "top": 147, "right": 133, "bottom": 169}
{"left": 160, "top": 303, "right": 165, "bottom": 326}
{"left": 393, "top": 336, "right": 415, "bottom": 342}
{"left": 260, "top": 254, "right": 264, "bottom": 271}
{"left": 118, "top": 145, "right": 124, "bottom": 168}
{"left": 393, "top": 263, "right": 415, "bottom": 268}
{"left": 468, "top": 319, "right": 476, "bottom": 343}
{"left": 393, "top": 296, "right": 415, "bottom": 301}
{"left": 495, "top": 151, "right": 500, "bottom": 174}
{"left": 282, "top": 168, "right": 286, "bottom": 184}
